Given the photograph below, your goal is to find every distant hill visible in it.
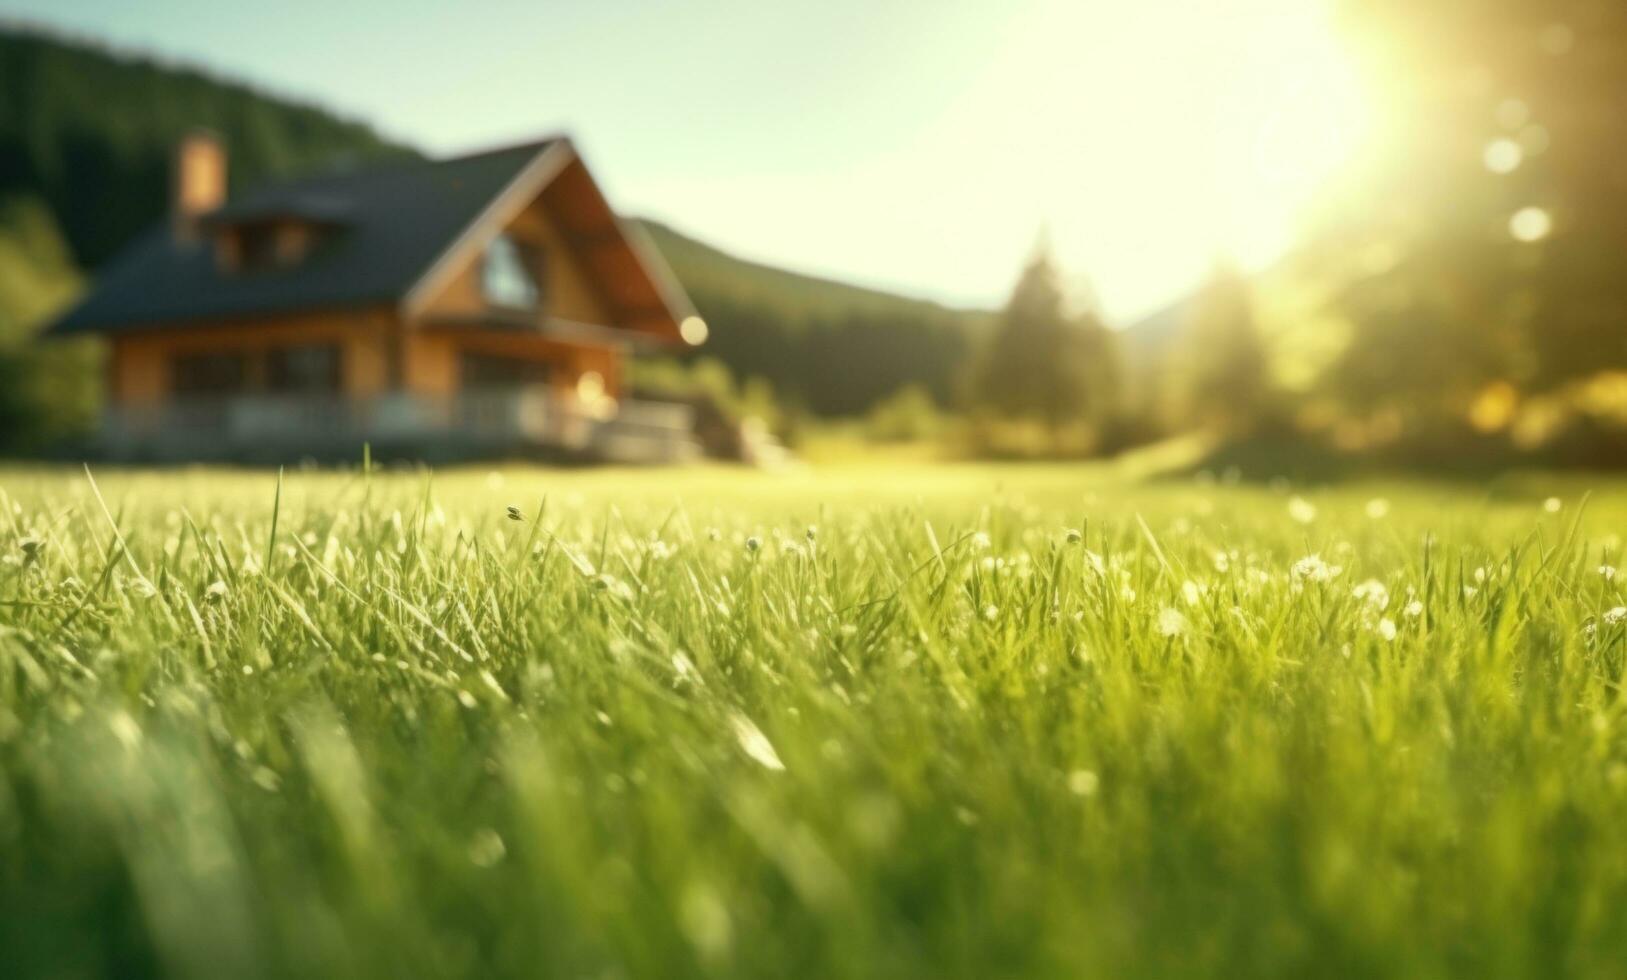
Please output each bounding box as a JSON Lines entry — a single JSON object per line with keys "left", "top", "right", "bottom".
{"left": 635, "top": 220, "right": 988, "bottom": 414}
{"left": 636, "top": 219, "right": 981, "bottom": 329}
{"left": 0, "top": 24, "right": 984, "bottom": 420}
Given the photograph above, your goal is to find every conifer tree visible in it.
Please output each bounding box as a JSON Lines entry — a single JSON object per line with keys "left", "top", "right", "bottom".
{"left": 1167, "top": 261, "right": 1268, "bottom": 434}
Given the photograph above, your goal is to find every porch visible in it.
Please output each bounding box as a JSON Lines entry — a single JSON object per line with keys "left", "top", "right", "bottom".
{"left": 101, "top": 387, "right": 700, "bottom": 464}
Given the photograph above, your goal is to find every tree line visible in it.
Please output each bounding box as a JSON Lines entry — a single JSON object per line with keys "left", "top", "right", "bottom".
{"left": 955, "top": 0, "right": 1627, "bottom": 465}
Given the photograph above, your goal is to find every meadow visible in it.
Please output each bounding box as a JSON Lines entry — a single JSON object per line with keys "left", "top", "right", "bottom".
{"left": 2, "top": 461, "right": 1626, "bottom": 979}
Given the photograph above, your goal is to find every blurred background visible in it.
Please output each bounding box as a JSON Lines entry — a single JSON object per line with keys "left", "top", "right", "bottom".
{"left": 1, "top": 0, "right": 1624, "bottom": 470}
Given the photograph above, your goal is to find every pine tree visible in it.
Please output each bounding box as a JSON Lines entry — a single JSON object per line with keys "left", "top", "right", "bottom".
{"left": 1167, "top": 261, "right": 1268, "bottom": 434}
{"left": 971, "top": 247, "right": 1120, "bottom": 439}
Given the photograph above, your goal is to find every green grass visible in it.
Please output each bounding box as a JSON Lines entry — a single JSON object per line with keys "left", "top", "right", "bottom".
{"left": 2, "top": 462, "right": 1626, "bottom": 979}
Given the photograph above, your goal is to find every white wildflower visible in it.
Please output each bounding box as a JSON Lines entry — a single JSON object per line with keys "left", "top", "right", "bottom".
{"left": 1365, "top": 498, "right": 1391, "bottom": 519}
{"left": 1288, "top": 496, "right": 1318, "bottom": 524}
{"left": 1182, "top": 580, "right": 1203, "bottom": 607}
{"left": 971, "top": 532, "right": 992, "bottom": 551}
{"left": 1376, "top": 617, "right": 1397, "bottom": 641}
{"left": 1067, "top": 769, "right": 1100, "bottom": 797}
{"left": 1292, "top": 554, "right": 1343, "bottom": 584}
{"left": 1604, "top": 606, "right": 1627, "bottom": 626}
{"left": 1403, "top": 599, "right": 1425, "bottom": 618}
{"left": 1544, "top": 497, "right": 1562, "bottom": 513}
{"left": 1352, "top": 579, "right": 1389, "bottom": 609}
{"left": 1157, "top": 607, "right": 1188, "bottom": 637}
{"left": 1600, "top": 565, "right": 1618, "bottom": 582}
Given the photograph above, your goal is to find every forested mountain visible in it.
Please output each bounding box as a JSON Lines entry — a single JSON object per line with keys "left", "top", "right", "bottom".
{"left": 0, "top": 24, "right": 983, "bottom": 431}
{"left": 0, "top": 29, "right": 413, "bottom": 271}
{"left": 638, "top": 220, "right": 986, "bottom": 415}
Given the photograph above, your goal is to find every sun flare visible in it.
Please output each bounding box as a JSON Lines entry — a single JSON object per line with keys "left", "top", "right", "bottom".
{"left": 1020, "top": 0, "right": 1373, "bottom": 316}
{"left": 873, "top": 0, "right": 1375, "bottom": 319}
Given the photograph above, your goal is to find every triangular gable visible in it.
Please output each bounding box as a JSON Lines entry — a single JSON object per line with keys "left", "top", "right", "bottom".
{"left": 401, "top": 140, "right": 697, "bottom": 344}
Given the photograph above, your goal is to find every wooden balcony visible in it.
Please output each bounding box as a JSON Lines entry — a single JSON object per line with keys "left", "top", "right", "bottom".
{"left": 100, "top": 387, "right": 700, "bottom": 464}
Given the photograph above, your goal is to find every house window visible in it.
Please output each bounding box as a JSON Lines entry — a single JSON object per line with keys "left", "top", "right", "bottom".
{"left": 171, "top": 351, "right": 247, "bottom": 396}
{"left": 237, "top": 224, "right": 280, "bottom": 270}
{"left": 481, "top": 234, "right": 542, "bottom": 310}
{"left": 461, "top": 351, "right": 552, "bottom": 389}
{"left": 267, "top": 345, "right": 342, "bottom": 394}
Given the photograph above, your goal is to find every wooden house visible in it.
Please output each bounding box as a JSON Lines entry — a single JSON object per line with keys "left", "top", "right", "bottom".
{"left": 47, "top": 132, "right": 710, "bottom": 462}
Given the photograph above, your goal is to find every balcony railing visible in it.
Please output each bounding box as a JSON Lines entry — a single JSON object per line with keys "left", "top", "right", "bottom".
{"left": 102, "top": 388, "right": 699, "bottom": 464}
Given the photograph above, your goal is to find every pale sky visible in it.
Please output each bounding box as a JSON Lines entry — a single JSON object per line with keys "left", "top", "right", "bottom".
{"left": 1, "top": 0, "right": 1370, "bottom": 322}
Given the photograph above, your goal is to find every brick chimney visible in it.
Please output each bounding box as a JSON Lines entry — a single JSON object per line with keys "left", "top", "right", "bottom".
{"left": 172, "top": 130, "right": 226, "bottom": 240}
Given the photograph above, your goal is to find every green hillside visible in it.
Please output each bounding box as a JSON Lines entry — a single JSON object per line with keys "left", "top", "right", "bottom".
{"left": 636, "top": 220, "right": 987, "bottom": 415}
{"left": 637, "top": 219, "right": 982, "bottom": 328}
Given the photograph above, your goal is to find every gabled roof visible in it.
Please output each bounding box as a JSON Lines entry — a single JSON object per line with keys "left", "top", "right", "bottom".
{"left": 47, "top": 136, "right": 696, "bottom": 342}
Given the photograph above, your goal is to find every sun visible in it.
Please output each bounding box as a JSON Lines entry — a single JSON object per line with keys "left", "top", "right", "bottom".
{"left": 971, "top": 0, "right": 1374, "bottom": 318}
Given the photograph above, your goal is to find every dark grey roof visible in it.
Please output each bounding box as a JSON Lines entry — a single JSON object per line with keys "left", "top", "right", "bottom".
{"left": 202, "top": 194, "right": 355, "bottom": 227}
{"left": 49, "top": 138, "right": 561, "bottom": 336}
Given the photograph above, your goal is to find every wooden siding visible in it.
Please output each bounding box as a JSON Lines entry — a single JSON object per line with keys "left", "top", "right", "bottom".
{"left": 406, "top": 328, "right": 624, "bottom": 399}
{"left": 108, "top": 309, "right": 395, "bottom": 406}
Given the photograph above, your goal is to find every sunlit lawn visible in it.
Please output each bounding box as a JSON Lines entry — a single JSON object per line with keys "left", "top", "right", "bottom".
{"left": 3, "top": 461, "right": 1626, "bottom": 979}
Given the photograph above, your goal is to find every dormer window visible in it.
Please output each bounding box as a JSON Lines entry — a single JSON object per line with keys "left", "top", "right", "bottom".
{"left": 235, "top": 223, "right": 281, "bottom": 269}
{"left": 213, "top": 219, "right": 324, "bottom": 273}
{"left": 482, "top": 233, "right": 542, "bottom": 310}
{"left": 204, "top": 197, "right": 350, "bottom": 275}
